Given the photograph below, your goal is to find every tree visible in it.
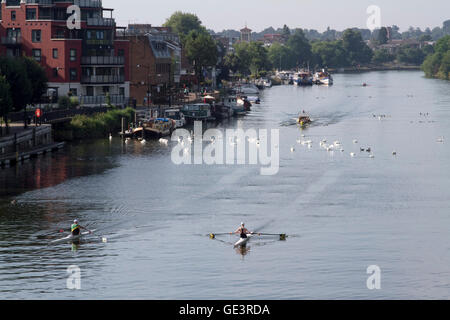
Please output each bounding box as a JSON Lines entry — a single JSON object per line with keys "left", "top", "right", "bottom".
{"left": 0, "top": 57, "right": 32, "bottom": 114}
{"left": 342, "top": 29, "right": 373, "bottom": 65}
{"left": 184, "top": 30, "right": 218, "bottom": 87}
{"left": 378, "top": 27, "right": 388, "bottom": 44}
{"left": 372, "top": 49, "right": 395, "bottom": 64}
{"left": 281, "top": 24, "right": 291, "bottom": 40}
{"left": 20, "top": 57, "right": 48, "bottom": 105}
{"left": 311, "top": 40, "right": 347, "bottom": 67}
{"left": 287, "top": 29, "right": 312, "bottom": 68}
{"left": 397, "top": 47, "right": 426, "bottom": 65}
{"left": 268, "top": 43, "right": 294, "bottom": 70}
{"left": 247, "top": 42, "right": 271, "bottom": 77}
{"left": 163, "top": 11, "right": 206, "bottom": 44}
{"left": 0, "top": 75, "right": 13, "bottom": 135}
{"left": 422, "top": 35, "right": 450, "bottom": 80}
{"left": 443, "top": 20, "right": 450, "bottom": 35}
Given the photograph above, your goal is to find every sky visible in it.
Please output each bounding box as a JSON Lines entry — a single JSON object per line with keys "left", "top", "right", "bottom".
{"left": 104, "top": 0, "right": 450, "bottom": 33}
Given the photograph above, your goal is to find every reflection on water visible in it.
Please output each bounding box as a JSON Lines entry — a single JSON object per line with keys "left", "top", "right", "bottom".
{"left": 1, "top": 71, "right": 450, "bottom": 299}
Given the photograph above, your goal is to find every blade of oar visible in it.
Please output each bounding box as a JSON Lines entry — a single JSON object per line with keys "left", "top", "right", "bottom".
{"left": 209, "top": 233, "right": 233, "bottom": 239}
{"left": 257, "top": 233, "right": 287, "bottom": 240}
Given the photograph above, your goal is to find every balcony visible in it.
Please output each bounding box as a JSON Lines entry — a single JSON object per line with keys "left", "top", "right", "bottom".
{"left": 80, "top": 95, "right": 129, "bottom": 106}
{"left": 25, "top": 0, "right": 53, "bottom": 5}
{"left": 74, "top": 0, "right": 102, "bottom": 8}
{"left": 1, "top": 37, "right": 22, "bottom": 46}
{"left": 81, "top": 56, "right": 124, "bottom": 65}
{"left": 87, "top": 18, "right": 115, "bottom": 27}
{"left": 81, "top": 75, "right": 124, "bottom": 84}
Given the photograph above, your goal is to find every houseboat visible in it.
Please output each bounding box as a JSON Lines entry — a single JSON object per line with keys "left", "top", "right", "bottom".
{"left": 181, "top": 103, "right": 215, "bottom": 122}
{"left": 222, "top": 96, "right": 247, "bottom": 116}
{"left": 296, "top": 71, "right": 313, "bottom": 86}
{"left": 164, "top": 109, "right": 186, "bottom": 128}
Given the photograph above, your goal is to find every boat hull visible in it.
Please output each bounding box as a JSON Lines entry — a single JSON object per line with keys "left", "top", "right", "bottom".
{"left": 234, "top": 235, "right": 252, "bottom": 248}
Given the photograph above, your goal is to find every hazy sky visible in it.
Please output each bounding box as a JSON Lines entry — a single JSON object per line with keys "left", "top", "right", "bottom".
{"left": 104, "top": 0, "right": 449, "bottom": 32}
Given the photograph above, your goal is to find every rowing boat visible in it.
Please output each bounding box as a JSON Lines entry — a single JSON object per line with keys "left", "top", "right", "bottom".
{"left": 234, "top": 234, "right": 252, "bottom": 248}
{"left": 51, "top": 230, "right": 95, "bottom": 244}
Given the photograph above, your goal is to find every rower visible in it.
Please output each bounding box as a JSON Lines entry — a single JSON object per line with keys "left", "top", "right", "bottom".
{"left": 71, "top": 219, "right": 92, "bottom": 236}
{"left": 232, "top": 222, "right": 252, "bottom": 239}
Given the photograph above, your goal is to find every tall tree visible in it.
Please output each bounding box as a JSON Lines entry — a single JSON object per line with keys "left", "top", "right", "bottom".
{"left": 0, "top": 75, "right": 13, "bottom": 135}
{"left": 184, "top": 30, "right": 218, "bottom": 87}
{"left": 287, "top": 29, "right": 312, "bottom": 68}
{"left": 163, "top": 11, "right": 206, "bottom": 44}
{"left": 378, "top": 27, "right": 388, "bottom": 44}
{"left": 0, "top": 57, "right": 32, "bottom": 114}
{"left": 20, "top": 57, "right": 48, "bottom": 105}
{"left": 342, "top": 29, "right": 373, "bottom": 65}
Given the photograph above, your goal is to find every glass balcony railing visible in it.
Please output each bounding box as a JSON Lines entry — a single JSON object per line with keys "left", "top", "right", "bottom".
{"left": 81, "top": 75, "right": 124, "bottom": 84}
{"left": 87, "top": 17, "right": 115, "bottom": 27}
{"left": 81, "top": 56, "right": 124, "bottom": 65}
{"left": 1, "top": 37, "right": 22, "bottom": 45}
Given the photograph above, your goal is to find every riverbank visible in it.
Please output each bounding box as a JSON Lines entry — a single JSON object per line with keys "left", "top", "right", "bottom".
{"left": 56, "top": 107, "right": 135, "bottom": 141}
{"left": 329, "top": 64, "right": 421, "bottom": 73}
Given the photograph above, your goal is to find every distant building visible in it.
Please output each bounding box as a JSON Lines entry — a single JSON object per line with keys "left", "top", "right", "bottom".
{"left": 240, "top": 26, "right": 252, "bottom": 42}
{"left": 263, "top": 33, "right": 284, "bottom": 46}
{"left": 372, "top": 39, "right": 426, "bottom": 54}
{"left": 120, "top": 24, "right": 182, "bottom": 106}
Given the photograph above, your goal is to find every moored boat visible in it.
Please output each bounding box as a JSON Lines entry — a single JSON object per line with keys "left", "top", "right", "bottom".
{"left": 181, "top": 103, "right": 215, "bottom": 122}
{"left": 164, "top": 108, "right": 186, "bottom": 128}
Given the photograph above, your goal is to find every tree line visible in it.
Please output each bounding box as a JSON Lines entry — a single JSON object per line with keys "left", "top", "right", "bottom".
{"left": 164, "top": 12, "right": 443, "bottom": 81}
{"left": 422, "top": 35, "right": 450, "bottom": 80}
{"left": 211, "top": 20, "right": 450, "bottom": 42}
{"left": 0, "top": 56, "right": 48, "bottom": 134}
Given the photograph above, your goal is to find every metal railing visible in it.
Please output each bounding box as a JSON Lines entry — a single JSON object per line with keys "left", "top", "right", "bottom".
{"left": 81, "top": 56, "right": 124, "bottom": 65}
{"left": 1, "top": 37, "right": 22, "bottom": 45}
{"left": 81, "top": 75, "right": 125, "bottom": 84}
{"left": 87, "top": 17, "right": 115, "bottom": 27}
{"left": 80, "top": 95, "right": 129, "bottom": 105}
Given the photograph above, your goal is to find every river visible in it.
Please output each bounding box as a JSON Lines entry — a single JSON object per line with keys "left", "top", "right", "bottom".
{"left": 1, "top": 71, "right": 449, "bottom": 299}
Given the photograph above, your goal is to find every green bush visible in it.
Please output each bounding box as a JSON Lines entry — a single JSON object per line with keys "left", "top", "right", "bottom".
{"left": 70, "top": 107, "right": 135, "bottom": 139}
{"left": 58, "top": 96, "right": 71, "bottom": 109}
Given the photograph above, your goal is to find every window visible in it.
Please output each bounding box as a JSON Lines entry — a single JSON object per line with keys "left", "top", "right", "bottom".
{"left": 32, "top": 30, "right": 41, "bottom": 43}
{"left": 70, "top": 68, "right": 77, "bottom": 81}
{"left": 119, "top": 87, "right": 125, "bottom": 96}
{"left": 32, "top": 49, "right": 41, "bottom": 62}
{"left": 11, "top": 11, "right": 16, "bottom": 21}
{"left": 70, "top": 49, "right": 77, "bottom": 62}
{"left": 86, "top": 86, "right": 94, "bottom": 96}
{"left": 53, "top": 49, "right": 58, "bottom": 59}
{"left": 69, "top": 88, "right": 78, "bottom": 96}
{"left": 26, "top": 8, "right": 37, "bottom": 20}
{"left": 53, "top": 68, "right": 58, "bottom": 78}
{"left": 117, "top": 49, "right": 124, "bottom": 56}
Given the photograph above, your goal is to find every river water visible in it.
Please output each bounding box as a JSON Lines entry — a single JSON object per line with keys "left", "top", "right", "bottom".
{"left": 1, "top": 71, "right": 449, "bottom": 299}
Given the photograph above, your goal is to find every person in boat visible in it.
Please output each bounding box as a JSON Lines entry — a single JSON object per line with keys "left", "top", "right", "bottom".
{"left": 71, "top": 219, "right": 91, "bottom": 236}
{"left": 232, "top": 222, "right": 253, "bottom": 239}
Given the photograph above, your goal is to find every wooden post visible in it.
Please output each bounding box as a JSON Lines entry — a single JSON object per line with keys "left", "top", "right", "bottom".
{"left": 121, "top": 117, "right": 125, "bottom": 137}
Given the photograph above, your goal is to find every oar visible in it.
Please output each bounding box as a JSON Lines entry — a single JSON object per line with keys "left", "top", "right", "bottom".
{"left": 256, "top": 233, "right": 287, "bottom": 240}
{"left": 209, "top": 233, "right": 234, "bottom": 239}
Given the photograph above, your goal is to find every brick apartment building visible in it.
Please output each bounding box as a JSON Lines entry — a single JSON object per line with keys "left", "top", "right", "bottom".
{"left": 120, "top": 24, "right": 183, "bottom": 106}
{"left": 0, "top": 0, "right": 130, "bottom": 106}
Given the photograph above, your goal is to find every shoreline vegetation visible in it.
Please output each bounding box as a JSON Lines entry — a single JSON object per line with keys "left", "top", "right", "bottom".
{"left": 422, "top": 36, "right": 450, "bottom": 80}
{"left": 57, "top": 107, "right": 135, "bottom": 141}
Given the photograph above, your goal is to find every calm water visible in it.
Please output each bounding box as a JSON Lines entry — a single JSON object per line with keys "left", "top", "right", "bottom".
{"left": 1, "top": 71, "right": 449, "bottom": 299}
